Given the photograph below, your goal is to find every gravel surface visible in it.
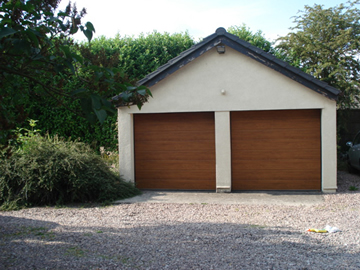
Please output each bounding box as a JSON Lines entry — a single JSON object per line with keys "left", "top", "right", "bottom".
{"left": 1, "top": 171, "right": 360, "bottom": 270}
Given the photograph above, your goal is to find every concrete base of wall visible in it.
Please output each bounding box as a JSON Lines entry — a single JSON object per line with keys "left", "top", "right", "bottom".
{"left": 322, "top": 187, "right": 337, "bottom": 194}
{"left": 216, "top": 186, "right": 231, "bottom": 193}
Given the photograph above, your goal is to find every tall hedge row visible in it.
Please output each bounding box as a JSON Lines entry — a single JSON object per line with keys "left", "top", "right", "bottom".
{"left": 87, "top": 31, "right": 195, "bottom": 80}
{"left": 22, "top": 31, "right": 195, "bottom": 151}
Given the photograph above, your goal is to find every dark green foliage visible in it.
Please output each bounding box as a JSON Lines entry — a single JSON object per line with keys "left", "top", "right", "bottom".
{"left": 0, "top": 0, "right": 150, "bottom": 151}
{"left": 87, "top": 31, "right": 195, "bottom": 80}
{"left": 26, "top": 67, "right": 120, "bottom": 151}
{"left": 227, "top": 24, "right": 293, "bottom": 63}
{"left": 0, "top": 134, "right": 140, "bottom": 210}
{"left": 0, "top": 0, "right": 93, "bottom": 146}
{"left": 36, "top": 103, "right": 118, "bottom": 151}
{"left": 227, "top": 24, "right": 274, "bottom": 53}
{"left": 276, "top": 1, "right": 360, "bottom": 109}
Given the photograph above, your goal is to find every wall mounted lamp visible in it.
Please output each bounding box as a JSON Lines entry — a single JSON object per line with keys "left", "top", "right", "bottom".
{"left": 216, "top": 45, "right": 225, "bottom": 54}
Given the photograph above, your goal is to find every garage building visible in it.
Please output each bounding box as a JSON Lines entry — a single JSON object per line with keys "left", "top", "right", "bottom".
{"left": 115, "top": 28, "right": 340, "bottom": 193}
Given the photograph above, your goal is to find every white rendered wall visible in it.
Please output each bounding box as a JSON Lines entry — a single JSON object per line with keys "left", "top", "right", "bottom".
{"left": 118, "top": 46, "right": 338, "bottom": 192}
{"left": 118, "top": 112, "right": 134, "bottom": 182}
{"left": 215, "top": 111, "right": 231, "bottom": 193}
{"left": 321, "top": 106, "right": 338, "bottom": 193}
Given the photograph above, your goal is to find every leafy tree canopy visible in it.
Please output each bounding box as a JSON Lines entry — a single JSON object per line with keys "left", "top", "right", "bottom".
{"left": 0, "top": 0, "right": 151, "bottom": 148}
{"left": 227, "top": 24, "right": 274, "bottom": 53}
{"left": 276, "top": 1, "right": 360, "bottom": 109}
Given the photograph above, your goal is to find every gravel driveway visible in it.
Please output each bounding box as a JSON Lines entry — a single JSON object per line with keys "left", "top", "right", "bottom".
{"left": 1, "top": 171, "right": 360, "bottom": 270}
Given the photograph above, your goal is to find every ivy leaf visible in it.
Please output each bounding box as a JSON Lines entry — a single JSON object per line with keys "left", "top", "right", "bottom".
{"left": 60, "top": 45, "right": 72, "bottom": 59}
{"left": 64, "top": 60, "right": 75, "bottom": 74}
{"left": 69, "top": 26, "right": 78, "bottom": 34}
{"left": 91, "top": 94, "right": 102, "bottom": 110}
{"left": 25, "top": 29, "right": 39, "bottom": 47}
{"left": 72, "top": 53, "right": 83, "bottom": 64}
{"left": 119, "top": 91, "right": 131, "bottom": 102}
{"left": 101, "top": 98, "right": 116, "bottom": 114}
{"left": 104, "top": 68, "right": 114, "bottom": 77}
{"left": 57, "top": 12, "right": 68, "bottom": 17}
{"left": 82, "top": 29, "right": 93, "bottom": 42}
{"left": 93, "top": 108, "right": 107, "bottom": 124}
{"left": 85, "top": 22, "right": 95, "bottom": 32}
{"left": 137, "top": 89, "right": 147, "bottom": 96}
{"left": 136, "top": 102, "right": 143, "bottom": 110}
{"left": 71, "top": 88, "right": 88, "bottom": 96}
{"left": 0, "top": 27, "right": 17, "bottom": 39}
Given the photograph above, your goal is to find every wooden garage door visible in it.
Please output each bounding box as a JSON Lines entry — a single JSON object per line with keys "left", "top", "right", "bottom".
{"left": 134, "top": 112, "right": 216, "bottom": 190}
{"left": 231, "top": 110, "right": 321, "bottom": 191}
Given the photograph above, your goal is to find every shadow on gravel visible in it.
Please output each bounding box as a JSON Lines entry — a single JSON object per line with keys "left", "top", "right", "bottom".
{"left": 337, "top": 171, "right": 360, "bottom": 193}
{"left": 1, "top": 215, "right": 359, "bottom": 270}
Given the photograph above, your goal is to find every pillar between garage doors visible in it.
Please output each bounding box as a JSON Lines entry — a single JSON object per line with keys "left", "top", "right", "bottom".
{"left": 215, "top": 111, "right": 232, "bottom": 193}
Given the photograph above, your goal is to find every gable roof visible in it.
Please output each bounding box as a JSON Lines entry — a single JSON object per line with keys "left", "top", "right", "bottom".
{"left": 138, "top": 27, "right": 340, "bottom": 101}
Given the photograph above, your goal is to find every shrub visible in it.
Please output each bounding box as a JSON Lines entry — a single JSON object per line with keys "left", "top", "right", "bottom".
{"left": 0, "top": 134, "right": 140, "bottom": 210}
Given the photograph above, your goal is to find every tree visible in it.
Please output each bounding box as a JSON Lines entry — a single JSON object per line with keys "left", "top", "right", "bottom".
{"left": 0, "top": 0, "right": 151, "bottom": 149}
{"left": 227, "top": 24, "right": 274, "bottom": 53}
{"left": 276, "top": 1, "right": 360, "bottom": 109}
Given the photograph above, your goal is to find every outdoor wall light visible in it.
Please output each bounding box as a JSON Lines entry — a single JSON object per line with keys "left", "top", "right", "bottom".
{"left": 216, "top": 45, "right": 225, "bottom": 54}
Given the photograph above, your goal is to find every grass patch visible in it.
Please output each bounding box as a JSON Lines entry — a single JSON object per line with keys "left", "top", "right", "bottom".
{"left": 248, "top": 224, "right": 266, "bottom": 229}
{"left": 65, "top": 247, "right": 85, "bottom": 257}
{"left": 4, "top": 226, "right": 55, "bottom": 240}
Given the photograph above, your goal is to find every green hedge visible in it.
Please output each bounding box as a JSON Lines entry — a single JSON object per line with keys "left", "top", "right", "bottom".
{"left": 30, "top": 96, "right": 118, "bottom": 152}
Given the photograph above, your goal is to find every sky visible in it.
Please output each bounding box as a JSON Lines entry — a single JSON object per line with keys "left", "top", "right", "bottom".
{"left": 58, "top": 0, "right": 347, "bottom": 42}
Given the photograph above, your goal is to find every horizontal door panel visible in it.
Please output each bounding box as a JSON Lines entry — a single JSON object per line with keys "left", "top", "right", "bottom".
{"left": 232, "top": 149, "right": 320, "bottom": 160}
{"left": 134, "top": 112, "right": 215, "bottom": 190}
{"left": 232, "top": 179, "right": 321, "bottom": 190}
{"left": 231, "top": 110, "right": 321, "bottom": 191}
{"left": 137, "top": 179, "right": 216, "bottom": 190}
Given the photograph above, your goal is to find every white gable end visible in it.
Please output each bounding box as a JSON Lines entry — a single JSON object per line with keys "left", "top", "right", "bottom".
{"left": 124, "top": 46, "right": 334, "bottom": 114}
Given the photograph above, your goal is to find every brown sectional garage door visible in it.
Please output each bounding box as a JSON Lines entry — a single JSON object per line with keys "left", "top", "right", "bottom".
{"left": 134, "top": 112, "right": 216, "bottom": 190}
{"left": 231, "top": 110, "right": 321, "bottom": 191}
